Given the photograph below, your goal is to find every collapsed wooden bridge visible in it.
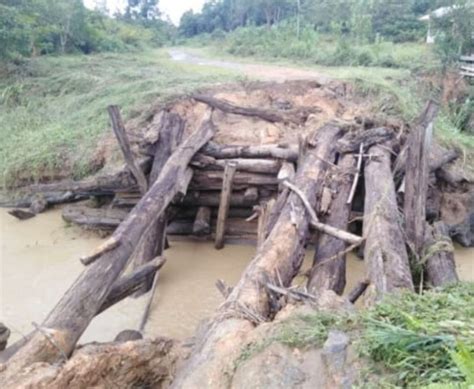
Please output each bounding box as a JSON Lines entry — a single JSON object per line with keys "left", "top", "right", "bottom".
{"left": 0, "top": 80, "right": 467, "bottom": 387}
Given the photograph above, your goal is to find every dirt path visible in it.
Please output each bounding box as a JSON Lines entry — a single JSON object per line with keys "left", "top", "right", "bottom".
{"left": 168, "top": 48, "right": 331, "bottom": 83}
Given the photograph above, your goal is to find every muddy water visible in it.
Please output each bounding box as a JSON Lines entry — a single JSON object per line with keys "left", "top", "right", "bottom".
{"left": 1, "top": 208, "right": 473, "bottom": 344}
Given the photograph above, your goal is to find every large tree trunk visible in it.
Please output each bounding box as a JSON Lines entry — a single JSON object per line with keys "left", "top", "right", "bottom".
{"left": 363, "top": 144, "right": 414, "bottom": 302}
{"left": 171, "top": 123, "right": 344, "bottom": 388}
{"left": 307, "top": 153, "right": 356, "bottom": 295}
{"left": 2, "top": 115, "right": 216, "bottom": 378}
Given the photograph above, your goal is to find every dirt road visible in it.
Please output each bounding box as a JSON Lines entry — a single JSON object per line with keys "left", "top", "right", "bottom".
{"left": 168, "top": 48, "right": 330, "bottom": 83}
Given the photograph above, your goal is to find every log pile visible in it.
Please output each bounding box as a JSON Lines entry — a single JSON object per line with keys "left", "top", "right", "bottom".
{"left": 1, "top": 85, "right": 469, "bottom": 387}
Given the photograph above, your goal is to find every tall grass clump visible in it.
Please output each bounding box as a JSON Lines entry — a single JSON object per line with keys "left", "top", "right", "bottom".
{"left": 361, "top": 283, "right": 474, "bottom": 387}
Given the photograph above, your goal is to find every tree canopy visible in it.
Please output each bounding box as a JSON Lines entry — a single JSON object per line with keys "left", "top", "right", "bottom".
{"left": 0, "top": 0, "right": 174, "bottom": 60}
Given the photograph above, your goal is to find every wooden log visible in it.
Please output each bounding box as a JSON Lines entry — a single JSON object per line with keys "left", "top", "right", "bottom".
{"left": 171, "top": 123, "right": 344, "bottom": 388}
{"left": 307, "top": 154, "right": 356, "bottom": 295}
{"left": 191, "top": 170, "right": 278, "bottom": 191}
{"left": 62, "top": 205, "right": 129, "bottom": 230}
{"left": 192, "top": 94, "right": 317, "bottom": 125}
{"left": 424, "top": 221, "right": 459, "bottom": 287}
{"left": 28, "top": 160, "right": 150, "bottom": 196}
{"left": 108, "top": 105, "right": 148, "bottom": 195}
{"left": 193, "top": 206, "right": 212, "bottom": 236}
{"left": 192, "top": 155, "right": 282, "bottom": 174}
{"left": 97, "top": 257, "right": 166, "bottom": 314}
{"left": 9, "top": 195, "right": 49, "bottom": 221}
{"left": 202, "top": 141, "right": 298, "bottom": 161}
{"left": 131, "top": 111, "right": 185, "bottom": 279}
{"left": 182, "top": 190, "right": 267, "bottom": 208}
{"left": 4, "top": 116, "right": 216, "bottom": 372}
{"left": 336, "top": 127, "right": 395, "bottom": 153}
{"left": 215, "top": 162, "right": 238, "bottom": 249}
{"left": 404, "top": 100, "right": 438, "bottom": 255}
{"left": 363, "top": 144, "right": 414, "bottom": 301}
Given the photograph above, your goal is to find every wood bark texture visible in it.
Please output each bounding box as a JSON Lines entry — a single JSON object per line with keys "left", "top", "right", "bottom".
{"left": 363, "top": 144, "right": 414, "bottom": 301}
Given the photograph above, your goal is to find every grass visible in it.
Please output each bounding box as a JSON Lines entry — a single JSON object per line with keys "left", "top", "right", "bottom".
{"left": 235, "top": 283, "right": 474, "bottom": 388}
{"left": 0, "top": 49, "right": 239, "bottom": 187}
{"left": 360, "top": 283, "right": 474, "bottom": 387}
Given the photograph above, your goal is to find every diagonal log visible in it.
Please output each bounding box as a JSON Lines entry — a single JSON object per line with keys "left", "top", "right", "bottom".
{"left": 2, "top": 115, "right": 216, "bottom": 377}
{"left": 193, "top": 94, "right": 316, "bottom": 125}
{"left": 170, "top": 122, "right": 344, "bottom": 389}
{"left": 363, "top": 144, "right": 414, "bottom": 302}
{"left": 97, "top": 257, "right": 166, "bottom": 315}
{"left": 108, "top": 105, "right": 148, "bottom": 195}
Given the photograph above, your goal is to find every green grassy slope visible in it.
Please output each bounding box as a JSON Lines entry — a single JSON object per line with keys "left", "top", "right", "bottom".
{"left": 0, "top": 50, "right": 238, "bottom": 187}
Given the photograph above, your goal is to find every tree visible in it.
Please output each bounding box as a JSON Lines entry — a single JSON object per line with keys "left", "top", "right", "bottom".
{"left": 124, "top": 0, "right": 161, "bottom": 23}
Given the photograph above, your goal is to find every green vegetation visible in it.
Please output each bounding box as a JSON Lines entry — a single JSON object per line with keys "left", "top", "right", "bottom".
{"left": 361, "top": 283, "right": 474, "bottom": 387}
{"left": 237, "top": 283, "right": 474, "bottom": 388}
{"left": 0, "top": 0, "right": 174, "bottom": 61}
{"left": 0, "top": 50, "right": 238, "bottom": 187}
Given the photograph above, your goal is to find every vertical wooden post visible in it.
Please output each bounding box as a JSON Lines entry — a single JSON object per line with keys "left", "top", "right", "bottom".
{"left": 404, "top": 101, "right": 438, "bottom": 255}
{"left": 107, "top": 105, "right": 148, "bottom": 195}
{"left": 215, "top": 161, "right": 238, "bottom": 249}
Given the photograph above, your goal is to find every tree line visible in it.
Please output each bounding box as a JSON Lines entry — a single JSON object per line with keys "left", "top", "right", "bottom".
{"left": 0, "top": 0, "right": 174, "bottom": 61}
{"left": 179, "top": 0, "right": 473, "bottom": 53}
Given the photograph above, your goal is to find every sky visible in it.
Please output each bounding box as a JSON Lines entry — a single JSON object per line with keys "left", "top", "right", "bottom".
{"left": 83, "top": 0, "right": 206, "bottom": 25}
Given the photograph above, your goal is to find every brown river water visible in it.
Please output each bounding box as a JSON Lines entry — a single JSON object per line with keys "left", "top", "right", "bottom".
{"left": 1, "top": 208, "right": 473, "bottom": 344}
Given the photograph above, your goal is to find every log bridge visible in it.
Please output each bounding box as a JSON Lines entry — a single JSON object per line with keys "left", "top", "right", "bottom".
{"left": 0, "top": 95, "right": 462, "bottom": 387}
